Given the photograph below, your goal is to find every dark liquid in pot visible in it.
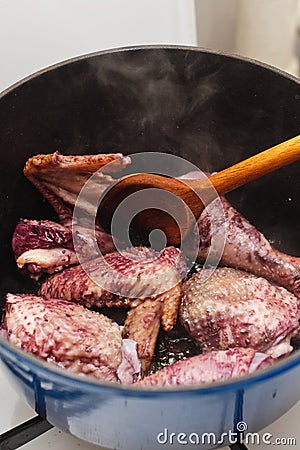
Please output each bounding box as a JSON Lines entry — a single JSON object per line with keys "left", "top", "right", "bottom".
{"left": 150, "top": 324, "right": 201, "bottom": 374}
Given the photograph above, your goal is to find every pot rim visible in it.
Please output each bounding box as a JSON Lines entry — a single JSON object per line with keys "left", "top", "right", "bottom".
{"left": 1, "top": 334, "right": 300, "bottom": 395}
{"left": 1, "top": 44, "right": 299, "bottom": 99}
{"left": 1, "top": 44, "right": 300, "bottom": 395}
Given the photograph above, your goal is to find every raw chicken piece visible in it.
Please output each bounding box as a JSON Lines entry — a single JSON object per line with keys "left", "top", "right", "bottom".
{"left": 12, "top": 219, "right": 77, "bottom": 279}
{"left": 198, "top": 195, "right": 300, "bottom": 298}
{"left": 138, "top": 348, "right": 275, "bottom": 386}
{"left": 123, "top": 283, "right": 183, "bottom": 374}
{"left": 3, "top": 293, "right": 140, "bottom": 383}
{"left": 180, "top": 171, "right": 300, "bottom": 298}
{"left": 12, "top": 220, "right": 74, "bottom": 257}
{"left": 12, "top": 219, "right": 115, "bottom": 279}
{"left": 24, "top": 151, "right": 131, "bottom": 225}
{"left": 18, "top": 152, "right": 130, "bottom": 276}
{"left": 39, "top": 246, "right": 184, "bottom": 318}
{"left": 40, "top": 246, "right": 185, "bottom": 371}
{"left": 180, "top": 267, "right": 299, "bottom": 358}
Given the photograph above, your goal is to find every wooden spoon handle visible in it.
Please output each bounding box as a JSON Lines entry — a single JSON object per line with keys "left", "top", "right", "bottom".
{"left": 206, "top": 134, "right": 300, "bottom": 196}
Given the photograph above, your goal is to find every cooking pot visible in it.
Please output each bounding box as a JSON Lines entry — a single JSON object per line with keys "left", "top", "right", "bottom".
{"left": 0, "top": 45, "right": 300, "bottom": 450}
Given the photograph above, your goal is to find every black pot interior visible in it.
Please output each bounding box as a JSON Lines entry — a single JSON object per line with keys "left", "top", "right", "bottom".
{"left": 0, "top": 46, "right": 300, "bottom": 312}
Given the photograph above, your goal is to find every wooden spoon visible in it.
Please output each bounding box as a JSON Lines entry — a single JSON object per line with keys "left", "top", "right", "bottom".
{"left": 98, "top": 135, "right": 300, "bottom": 245}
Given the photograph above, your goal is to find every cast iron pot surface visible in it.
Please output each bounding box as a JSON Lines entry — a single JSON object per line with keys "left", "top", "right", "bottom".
{"left": 0, "top": 46, "right": 300, "bottom": 450}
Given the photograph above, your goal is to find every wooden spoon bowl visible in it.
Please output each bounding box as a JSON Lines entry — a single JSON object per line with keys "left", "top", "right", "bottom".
{"left": 98, "top": 134, "right": 300, "bottom": 245}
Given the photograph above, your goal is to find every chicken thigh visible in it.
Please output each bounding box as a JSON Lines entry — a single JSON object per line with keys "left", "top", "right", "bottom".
{"left": 180, "top": 267, "right": 299, "bottom": 358}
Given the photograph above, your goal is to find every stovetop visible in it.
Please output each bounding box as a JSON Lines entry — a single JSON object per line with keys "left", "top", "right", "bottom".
{"left": 1, "top": 365, "right": 299, "bottom": 450}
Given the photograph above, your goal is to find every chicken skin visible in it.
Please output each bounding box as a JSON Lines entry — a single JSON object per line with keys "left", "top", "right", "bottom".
{"left": 180, "top": 267, "right": 299, "bottom": 358}
{"left": 138, "top": 347, "right": 274, "bottom": 386}
{"left": 3, "top": 293, "right": 140, "bottom": 383}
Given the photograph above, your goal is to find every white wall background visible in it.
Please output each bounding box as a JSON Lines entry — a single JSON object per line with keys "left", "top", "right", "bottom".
{"left": 0, "top": 0, "right": 197, "bottom": 92}
{"left": 195, "top": 0, "right": 300, "bottom": 76}
{"left": 0, "top": 0, "right": 299, "bottom": 93}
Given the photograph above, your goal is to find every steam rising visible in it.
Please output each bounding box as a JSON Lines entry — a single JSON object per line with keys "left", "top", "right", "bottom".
{"left": 88, "top": 49, "right": 225, "bottom": 170}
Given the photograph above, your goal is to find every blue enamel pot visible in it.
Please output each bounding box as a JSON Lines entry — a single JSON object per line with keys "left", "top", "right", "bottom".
{"left": 0, "top": 46, "right": 300, "bottom": 449}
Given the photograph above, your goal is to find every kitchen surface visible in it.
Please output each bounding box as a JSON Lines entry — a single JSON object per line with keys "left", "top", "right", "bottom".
{"left": 1, "top": 1, "right": 300, "bottom": 449}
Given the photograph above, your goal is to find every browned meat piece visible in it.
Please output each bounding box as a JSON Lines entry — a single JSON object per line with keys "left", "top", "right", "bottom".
{"left": 180, "top": 267, "right": 299, "bottom": 358}
{"left": 180, "top": 171, "right": 300, "bottom": 298}
{"left": 138, "top": 348, "right": 275, "bottom": 386}
{"left": 18, "top": 152, "right": 129, "bottom": 275}
{"left": 12, "top": 220, "right": 77, "bottom": 279}
{"left": 12, "top": 219, "right": 115, "bottom": 279}
{"left": 3, "top": 293, "right": 140, "bottom": 383}
{"left": 123, "top": 297, "right": 162, "bottom": 374}
{"left": 40, "top": 246, "right": 185, "bottom": 370}
{"left": 40, "top": 246, "right": 184, "bottom": 319}
{"left": 24, "top": 151, "right": 131, "bottom": 225}
{"left": 198, "top": 196, "right": 300, "bottom": 297}
{"left": 12, "top": 219, "right": 74, "bottom": 257}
